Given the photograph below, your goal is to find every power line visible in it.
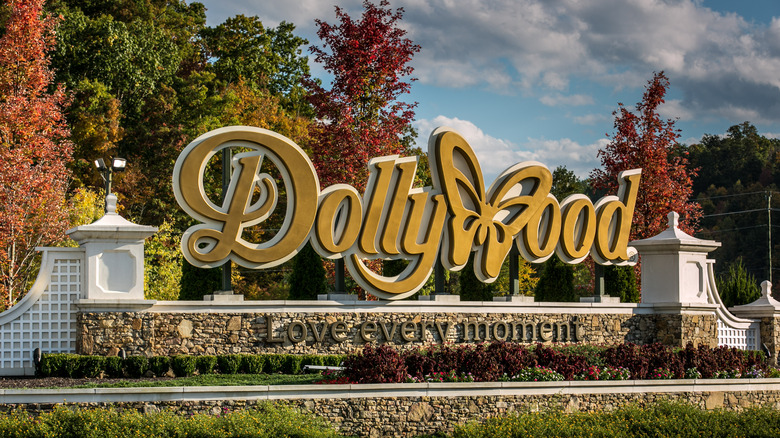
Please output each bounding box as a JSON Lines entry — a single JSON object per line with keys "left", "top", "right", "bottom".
{"left": 696, "top": 224, "right": 767, "bottom": 235}
{"left": 696, "top": 190, "right": 776, "bottom": 201}
{"left": 701, "top": 208, "right": 766, "bottom": 218}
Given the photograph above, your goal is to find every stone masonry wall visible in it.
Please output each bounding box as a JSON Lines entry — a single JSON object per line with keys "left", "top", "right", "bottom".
{"left": 3, "top": 389, "right": 779, "bottom": 437}
{"left": 655, "top": 313, "right": 718, "bottom": 348}
{"left": 77, "top": 310, "right": 669, "bottom": 356}
{"left": 760, "top": 316, "right": 780, "bottom": 365}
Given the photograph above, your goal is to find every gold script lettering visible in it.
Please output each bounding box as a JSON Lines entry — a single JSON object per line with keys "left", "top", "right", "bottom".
{"left": 173, "top": 126, "right": 642, "bottom": 300}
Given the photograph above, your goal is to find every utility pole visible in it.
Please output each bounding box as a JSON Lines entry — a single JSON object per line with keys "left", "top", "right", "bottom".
{"left": 769, "top": 191, "right": 773, "bottom": 284}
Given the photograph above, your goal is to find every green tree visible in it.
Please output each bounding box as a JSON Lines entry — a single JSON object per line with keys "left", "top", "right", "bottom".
{"left": 179, "top": 261, "right": 221, "bottom": 301}
{"left": 604, "top": 265, "right": 639, "bottom": 303}
{"left": 459, "top": 254, "right": 496, "bottom": 301}
{"left": 288, "top": 243, "right": 328, "bottom": 300}
{"left": 686, "top": 122, "right": 780, "bottom": 283}
{"left": 688, "top": 122, "right": 778, "bottom": 194}
{"left": 717, "top": 258, "right": 760, "bottom": 308}
{"left": 201, "top": 16, "right": 311, "bottom": 114}
{"left": 67, "top": 79, "right": 123, "bottom": 189}
{"left": 144, "top": 222, "right": 183, "bottom": 300}
{"left": 534, "top": 255, "right": 576, "bottom": 302}
{"left": 551, "top": 165, "right": 588, "bottom": 200}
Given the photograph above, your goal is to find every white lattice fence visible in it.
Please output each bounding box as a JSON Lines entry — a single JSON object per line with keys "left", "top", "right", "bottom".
{"left": 717, "top": 319, "right": 760, "bottom": 350}
{"left": 0, "top": 248, "right": 83, "bottom": 375}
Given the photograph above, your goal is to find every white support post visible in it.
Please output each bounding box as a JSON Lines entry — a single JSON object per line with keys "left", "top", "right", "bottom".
{"left": 66, "top": 195, "right": 157, "bottom": 301}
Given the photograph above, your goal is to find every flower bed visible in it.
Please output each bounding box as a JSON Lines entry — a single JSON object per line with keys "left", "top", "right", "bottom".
{"left": 327, "top": 342, "right": 775, "bottom": 384}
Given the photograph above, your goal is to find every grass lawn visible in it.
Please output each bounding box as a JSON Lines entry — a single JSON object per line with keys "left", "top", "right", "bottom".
{"left": 65, "top": 373, "right": 325, "bottom": 389}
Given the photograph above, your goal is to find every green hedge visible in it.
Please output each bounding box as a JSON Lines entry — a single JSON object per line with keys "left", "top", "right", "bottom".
{"left": 39, "top": 353, "right": 345, "bottom": 379}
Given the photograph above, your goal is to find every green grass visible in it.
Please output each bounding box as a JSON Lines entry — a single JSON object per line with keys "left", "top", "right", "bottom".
{"left": 60, "top": 373, "right": 324, "bottom": 389}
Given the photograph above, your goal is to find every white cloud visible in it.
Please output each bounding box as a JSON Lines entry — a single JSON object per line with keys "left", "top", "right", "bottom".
{"left": 659, "top": 99, "right": 696, "bottom": 122}
{"left": 573, "top": 113, "right": 612, "bottom": 126}
{"left": 198, "top": 0, "right": 780, "bottom": 125}
{"left": 539, "top": 94, "right": 594, "bottom": 107}
{"left": 414, "top": 116, "right": 605, "bottom": 181}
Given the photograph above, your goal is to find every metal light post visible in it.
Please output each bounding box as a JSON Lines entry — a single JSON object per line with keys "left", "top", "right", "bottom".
{"left": 94, "top": 157, "right": 127, "bottom": 212}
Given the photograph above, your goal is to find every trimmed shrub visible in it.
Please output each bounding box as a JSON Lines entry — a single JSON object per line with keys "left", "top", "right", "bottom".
{"left": 217, "top": 354, "right": 242, "bottom": 375}
{"left": 240, "top": 354, "right": 265, "bottom": 374}
{"left": 195, "top": 355, "right": 217, "bottom": 375}
{"left": 322, "top": 355, "right": 344, "bottom": 367}
{"left": 40, "top": 353, "right": 80, "bottom": 378}
{"left": 265, "top": 354, "right": 285, "bottom": 373}
{"left": 104, "top": 356, "right": 124, "bottom": 378}
{"left": 301, "top": 354, "right": 324, "bottom": 368}
{"left": 150, "top": 356, "right": 171, "bottom": 377}
{"left": 171, "top": 355, "right": 197, "bottom": 377}
{"left": 78, "top": 356, "right": 105, "bottom": 378}
{"left": 179, "top": 260, "right": 221, "bottom": 300}
{"left": 282, "top": 355, "right": 304, "bottom": 374}
{"left": 459, "top": 254, "right": 496, "bottom": 301}
{"left": 125, "top": 356, "right": 150, "bottom": 378}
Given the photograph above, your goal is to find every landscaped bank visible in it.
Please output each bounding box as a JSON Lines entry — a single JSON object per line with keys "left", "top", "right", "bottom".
{"left": 1, "top": 400, "right": 780, "bottom": 437}
{"left": 3, "top": 379, "right": 780, "bottom": 437}
{"left": 4, "top": 343, "right": 780, "bottom": 436}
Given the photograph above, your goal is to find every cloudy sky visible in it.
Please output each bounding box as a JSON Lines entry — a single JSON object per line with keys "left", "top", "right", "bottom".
{"left": 196, "top": 0, "right": 780, "bottom": 181}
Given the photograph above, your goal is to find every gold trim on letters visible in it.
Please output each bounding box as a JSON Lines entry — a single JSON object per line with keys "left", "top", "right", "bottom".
{"left": 173, "top": 126, "right": 642, "bottom": 299}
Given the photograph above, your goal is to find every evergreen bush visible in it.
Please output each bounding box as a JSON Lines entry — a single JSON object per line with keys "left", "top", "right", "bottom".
{"left": 171, "top": 355, "right": 197, "bottom": 377}
{"left": 179, "top": 260, "right": 222, "bottom": 301}
{"left": 459, "top": 254, "right": 496, "bottom": 301}
{"left": 534, "top": 255, "right": 576, "bottom": 302}
{"left": 288, "top": 243, "right": 328, "bottom": 300}
{"left": 604, "top": 264, "right": 639, "bottom": 302}
{"left": 78, "top": 355, "right": 105, "bottom": 378}
{"left": 150, "top": 356, "right": 171, "bottom": 377}
{"left": 195, "top": 355, "right": 217, "bottom": 375}
{"left": 217, "top": 354, "right": 242, "bottom": 374}
{"left": 717, "top": 258, "right": 760, "bottom": 307}
{"left": 265, "top": 354, "right": 285, "bottom": 373}
{"left": 240, "top": 354, "right": 265, "bottom": 374}
{"left": 125, "top": 356, "right": 150, "bottom": 378}
{"left": 104, "top": 356, "right": 124, "bottom": 378}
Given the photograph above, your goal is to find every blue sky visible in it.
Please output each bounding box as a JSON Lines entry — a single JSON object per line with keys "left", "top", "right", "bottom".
{"left": 197, "top": 0, "right": 780, "bottom": 182}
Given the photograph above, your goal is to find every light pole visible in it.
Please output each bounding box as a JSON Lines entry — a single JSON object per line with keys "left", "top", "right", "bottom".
{"left": 94, "top": 157, "right": 127, "bottom": 212}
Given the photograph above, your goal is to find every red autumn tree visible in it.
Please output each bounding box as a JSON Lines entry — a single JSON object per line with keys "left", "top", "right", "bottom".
{"left": 0, "top": 0, "right": 72, "bottom": 307}
{"left": 306, "top": 0, "right": 420, "bottom": 189}
{"left": 591, "top": 71, "right": 701, "bottom": 240}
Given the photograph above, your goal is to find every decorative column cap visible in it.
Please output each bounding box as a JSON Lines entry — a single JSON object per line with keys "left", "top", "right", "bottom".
{"left": 66, "top": 194, "right": 158, "bottom": 243}
{"left": 630, "top": 212, "right": 720, "bottom": 254}
{"left": 731, "top": 280, "right": 780, "bottom": 318}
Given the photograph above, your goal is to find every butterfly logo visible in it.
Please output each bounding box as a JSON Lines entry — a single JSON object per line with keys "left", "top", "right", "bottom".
{"left": 428, "top": 128, "right": 554, "bottom": 282}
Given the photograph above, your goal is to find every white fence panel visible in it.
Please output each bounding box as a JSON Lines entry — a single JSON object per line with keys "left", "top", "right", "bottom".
{"left": 0, "top": 248, "right": 83, "bottom": 375}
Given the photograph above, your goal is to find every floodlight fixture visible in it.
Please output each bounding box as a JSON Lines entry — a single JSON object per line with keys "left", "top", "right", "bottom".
{"left": 95, "top": 157, "right": 128, "bottom": 213}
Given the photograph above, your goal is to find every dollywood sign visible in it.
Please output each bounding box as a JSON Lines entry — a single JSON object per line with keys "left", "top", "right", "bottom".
{"left": 173, "top": 126, "right": 641, "bottom": 300}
